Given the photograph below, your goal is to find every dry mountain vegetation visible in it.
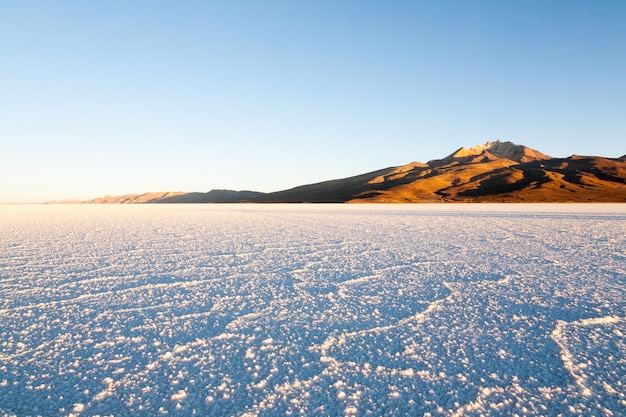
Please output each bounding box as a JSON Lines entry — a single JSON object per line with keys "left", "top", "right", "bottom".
{"left": 85, "top": 141, "right": 626, "bottom": 203}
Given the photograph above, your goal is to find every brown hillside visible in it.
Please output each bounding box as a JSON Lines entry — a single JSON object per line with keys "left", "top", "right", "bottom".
{"left": 83, "top": 141, "right": 626, "bottom": 204}
{"left": 349, "top": 155, "right": 626, "bottom": 203}
{"left": 86, "top": 192, "right": 187, "bottom": 204}
{"left": 255, "top": 141, "right": 625, "bottom": 203}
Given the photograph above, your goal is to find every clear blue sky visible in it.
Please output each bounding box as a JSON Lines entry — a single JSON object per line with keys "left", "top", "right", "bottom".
{"left": 1, "top": 1, "right": 625, "bottom": 202}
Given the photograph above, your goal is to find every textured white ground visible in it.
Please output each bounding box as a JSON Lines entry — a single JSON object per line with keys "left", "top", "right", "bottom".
{"left": 1, "top": 204, "right": 625, "bottom": 417}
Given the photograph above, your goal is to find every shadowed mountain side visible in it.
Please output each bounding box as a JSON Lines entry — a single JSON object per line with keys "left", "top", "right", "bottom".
{"left": 156, "top": 190, "right": 264, "bottom": 203}
{"left": 246, "top": 167, "right": 408, "bottom": 203}
{"left": 85, "top": 190, "right": 264, "bottom": 204}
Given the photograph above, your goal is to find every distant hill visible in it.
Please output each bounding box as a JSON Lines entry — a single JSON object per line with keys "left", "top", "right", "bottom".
{"left": 249, "top": 141, "right": 626, "bottom": 203}
{"left": 85, "top": 190, "right": 264, "bottom": 204}
{"left": 84, "top": 141, "right": 626, "bottom": 203}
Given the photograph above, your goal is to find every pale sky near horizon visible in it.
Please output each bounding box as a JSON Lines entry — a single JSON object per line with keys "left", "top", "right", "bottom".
{"left": 1, "top": 1, "right": 625, "bottom": 202}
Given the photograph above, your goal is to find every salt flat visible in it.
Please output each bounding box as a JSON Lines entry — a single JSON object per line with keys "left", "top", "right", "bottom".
{"left": 1, "top": 204, "right": 625, "bottom": 416}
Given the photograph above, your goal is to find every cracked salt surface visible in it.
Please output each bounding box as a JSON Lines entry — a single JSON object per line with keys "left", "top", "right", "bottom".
{"left": 1, "top": 204, "right": 625, "bottom": 416}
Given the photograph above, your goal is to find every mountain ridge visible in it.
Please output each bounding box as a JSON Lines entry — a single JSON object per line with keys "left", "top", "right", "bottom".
{"left": 85, "top": 190, "right": 263, "bottom": 204}
{"left": 428, "top": 140, "right": 552, "bottom": 167}
{"left": 83, "top": 141, "right": 626, "bottom": 203}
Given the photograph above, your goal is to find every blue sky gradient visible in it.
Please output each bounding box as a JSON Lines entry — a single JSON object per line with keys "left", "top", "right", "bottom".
{"left": 1, "top": 1, "right": 625, "bottom": 202}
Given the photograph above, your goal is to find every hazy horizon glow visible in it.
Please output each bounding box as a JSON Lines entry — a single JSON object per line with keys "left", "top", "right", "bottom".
{"left": 1, "top": 1, "right": 625, "bottom": 202}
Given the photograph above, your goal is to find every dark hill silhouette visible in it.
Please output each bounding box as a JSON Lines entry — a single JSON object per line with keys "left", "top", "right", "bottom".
{"left": 156, "top": 190, "right": 263, "bottom": 203}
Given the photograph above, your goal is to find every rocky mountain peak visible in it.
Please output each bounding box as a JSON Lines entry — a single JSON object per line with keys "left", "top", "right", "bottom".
{"left": 443, "top": 140, "right": 551, "bottom": 164}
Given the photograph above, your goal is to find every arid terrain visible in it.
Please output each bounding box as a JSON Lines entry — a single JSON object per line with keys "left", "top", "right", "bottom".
{"left": 84, "top": 141, "right": 626, "bottom": 203}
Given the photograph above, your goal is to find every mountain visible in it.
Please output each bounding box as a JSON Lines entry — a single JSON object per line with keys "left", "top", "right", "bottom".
{"left": 249, "top": 141, "right": 626, "bottom": 203}
{"left": 429, "top": 141, "right": 552, "bottom": 167}
{"left": 85, "top": 190, "right": 264, "bottom": 204}
{"left": 83, "top": 141, "right": 626, "bottom": 204}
